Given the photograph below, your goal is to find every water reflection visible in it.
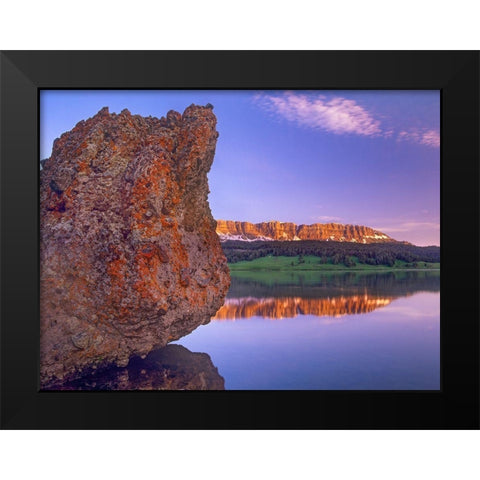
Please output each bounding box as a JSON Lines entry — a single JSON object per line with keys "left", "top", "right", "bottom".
{"left": 214, "top": 270, "right": 440, "bottom": 320}
{"left": 214, "top": 295, "right": 393, "bottom": 320}
{"left": 46, "top": 344, "right": 225, "bottom": 390}
{"left": 51, "top": 270, "right": 440, "bottom": 390}
{"left": 176, "top": 270, "right": 440, "bottom": 390}
{"left": 227, "top": 270, "right": 440, "bottom": 299}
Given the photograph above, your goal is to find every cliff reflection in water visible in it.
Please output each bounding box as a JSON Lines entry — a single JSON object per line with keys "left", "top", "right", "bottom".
{"left": 177, "top": 270, "right": 440, "bottom": 390}
{"left": 46, "top": 344, "right": 225, "bottom": 390}
{"left": 214, "top": 295, "right": 393, "bottom": 320}
{"left": 215, "top": 270, "right": 440, "bottom": 321}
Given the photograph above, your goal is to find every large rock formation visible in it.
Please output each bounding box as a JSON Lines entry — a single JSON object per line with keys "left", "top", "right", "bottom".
{"left": 40, "top": 105, "right": 230, "bottom": 387}
{"left": 216, "top": 220, "right": 396, "bottom": 243}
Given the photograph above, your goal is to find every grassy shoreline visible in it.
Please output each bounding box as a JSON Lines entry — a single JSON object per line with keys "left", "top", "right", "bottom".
{"left": 228, "top": 255, "right": 440, "bottom": 272}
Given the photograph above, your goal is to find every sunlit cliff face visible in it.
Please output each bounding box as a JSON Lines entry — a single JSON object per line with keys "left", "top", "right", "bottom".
{"left": 215, "top": 220, "right": 394, "bottom": 243}
{"left": 213, "top": 295, "right": 393, "bottom": 321}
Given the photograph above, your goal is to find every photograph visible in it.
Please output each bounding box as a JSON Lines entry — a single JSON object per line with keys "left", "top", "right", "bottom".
{"left": 40, "top": 89, "right": 440, "bottom": 391}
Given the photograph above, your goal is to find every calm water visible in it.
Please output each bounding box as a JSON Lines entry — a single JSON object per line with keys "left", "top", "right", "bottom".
{"left": 58, "top": 269, "right": 440, "bottom": 390}
{"left": 174, "top": 270, "right": 440, "bottom": 390}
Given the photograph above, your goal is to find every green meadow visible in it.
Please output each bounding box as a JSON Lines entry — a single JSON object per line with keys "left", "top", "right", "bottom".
{"left": 228, "top": 254, "right": 440, "bottom": 272}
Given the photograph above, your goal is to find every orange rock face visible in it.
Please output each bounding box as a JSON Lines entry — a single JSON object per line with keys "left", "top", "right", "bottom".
{"left": 216, "top": 220, "right": 395, "bottom": 243}
{"left": 40, "top": 105, "right": 230, "bottom": 387}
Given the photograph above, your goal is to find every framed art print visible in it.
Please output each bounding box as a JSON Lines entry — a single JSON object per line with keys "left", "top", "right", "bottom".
{"left": 1, "top": 51, "right": 479, "bottom": 429}
{"left": 38, "top": 88, "right": 441, "bottom": 392}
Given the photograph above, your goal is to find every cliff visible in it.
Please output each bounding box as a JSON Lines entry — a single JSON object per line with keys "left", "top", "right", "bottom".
{"left": 40, "top": 105, "right": 230, "bottom": 387}
{"left": 216, "top": 220, "right": 395, "bottom": 244}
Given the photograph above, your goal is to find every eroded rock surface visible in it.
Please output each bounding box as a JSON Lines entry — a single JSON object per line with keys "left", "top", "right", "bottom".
{"left": 40, "top": 105, "right": 230, "bottom": 387}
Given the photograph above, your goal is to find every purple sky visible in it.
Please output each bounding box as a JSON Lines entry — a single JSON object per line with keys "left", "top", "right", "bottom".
{"left": 41, "top": 90, "right": 440, "bottom": 246}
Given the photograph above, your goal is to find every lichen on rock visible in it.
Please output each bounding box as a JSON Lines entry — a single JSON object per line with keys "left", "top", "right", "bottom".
{"left": 40, "top": 105, "right": 230, "bottom": 387}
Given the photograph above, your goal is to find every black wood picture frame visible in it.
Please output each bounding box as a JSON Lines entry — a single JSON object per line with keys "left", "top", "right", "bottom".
{"left": 1, "top": 51, "right": 478, "bottom": 429}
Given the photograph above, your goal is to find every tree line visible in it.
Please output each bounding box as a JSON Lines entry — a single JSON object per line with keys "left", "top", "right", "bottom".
{"left": 221, "top": 240, "right": 440, "bottom": 266}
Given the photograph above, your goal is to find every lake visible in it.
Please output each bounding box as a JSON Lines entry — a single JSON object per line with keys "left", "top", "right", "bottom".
{"left": 57, "top": 269, "right": 440, "bottom": 390}
{"left": 174, "top": 269, "right": 440, "bottom": 390}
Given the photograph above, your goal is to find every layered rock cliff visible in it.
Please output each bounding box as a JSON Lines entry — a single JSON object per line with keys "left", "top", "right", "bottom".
{"left": 40, "top": 105, "right": 230, "bottom": 387}
{"left": 216, "top": 220, "right": 395, "bottom": 244}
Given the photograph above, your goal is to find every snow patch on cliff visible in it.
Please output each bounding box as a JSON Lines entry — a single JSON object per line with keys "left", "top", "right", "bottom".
{"left": 217, "top": 232, "right": 274, "bottom": 242}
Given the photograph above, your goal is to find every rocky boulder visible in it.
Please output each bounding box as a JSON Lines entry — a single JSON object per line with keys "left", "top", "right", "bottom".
{"left": 40, "top": 105, "right": 230, "bottom": 387}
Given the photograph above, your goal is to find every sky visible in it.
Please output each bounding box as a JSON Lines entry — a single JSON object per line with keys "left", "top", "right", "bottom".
{"left": 40, "top": 90, "right": 440, "bottom": 246}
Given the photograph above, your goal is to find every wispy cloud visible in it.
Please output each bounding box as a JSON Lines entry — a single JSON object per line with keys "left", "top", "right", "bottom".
{"left": 254, "top": 92, "right": 439, "bottom": 148}
{"left": 254, "top": 92, "right": 382, "bottom": 137}
{"left": 374, "top": 221, "right": 440, "bottom": 233}
{"left": 313, "top": 215, "right": 343, "bottom": 222}
{"left": 397, "top": 128, "right": 440, "bottom": 148}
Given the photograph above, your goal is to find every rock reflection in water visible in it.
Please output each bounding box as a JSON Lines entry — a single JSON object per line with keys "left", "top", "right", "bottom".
{"left": 45, "top": 344, "right": 224, "bottom": 390}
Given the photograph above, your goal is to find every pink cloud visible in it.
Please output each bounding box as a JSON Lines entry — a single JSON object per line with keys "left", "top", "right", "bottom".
{"left": 254, "top": 92, "right": 382, "bottom": 137}
{"left": 254, "top": 92, "right": 440, "bottom": 148}
{"left": 397, "top": 128, "right": 440, "bottom": 148}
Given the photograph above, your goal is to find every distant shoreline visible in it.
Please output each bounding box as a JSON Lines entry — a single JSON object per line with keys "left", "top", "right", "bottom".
{"left": 230, "top": 266, "right": 441, "bottom": 272}
{"left": 228, "top": 255, "right": 440, "bottom": 272}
